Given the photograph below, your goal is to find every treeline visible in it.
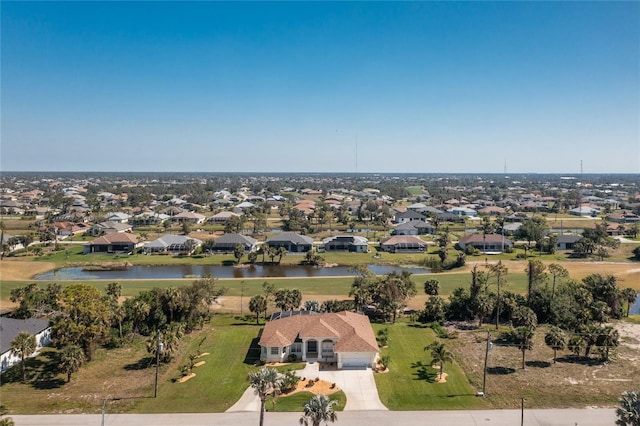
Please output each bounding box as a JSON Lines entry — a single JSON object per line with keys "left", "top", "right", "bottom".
{"left": 9, "top": 276, "right": 227, "bottom": 381}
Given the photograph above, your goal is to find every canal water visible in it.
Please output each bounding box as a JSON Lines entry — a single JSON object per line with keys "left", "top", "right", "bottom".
{"left": 35, "top": 264, "right": 430, "bottom": 280}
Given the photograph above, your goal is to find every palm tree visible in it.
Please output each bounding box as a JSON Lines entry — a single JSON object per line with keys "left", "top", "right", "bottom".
{"left": 425, "top": 341, "right": 453, "bottom": 380}
{"left": 548, "top": 263, "right": 568, "bottom": 301}
{"left": 11, "top": 331, "right": 36, "bottom": 382}
{"left": 596, "top": 326, "right": 620, "bottom": 362}
{"left": 544, "top": 326, "right": 566, "bottom": 363}
{"left": 512, "top": 326, "right": 535, "bottom": 369}
{"left": 249, "top": 295, "right": 267, "bottom": 325}
{"left": 622, "top": 288, "right": 638, "bottom": 317}
{"left": 616, "top": 390, "right": 640, "bottom": 426}
{"left": 277, "top": 246, "right": 287, "bottom": 264}
{"left": 488, "top": 261, "right": 508, "bottom": 330}
{"left": 247, "top": 367, "right": 281, "bottom": 426}
{"left": 299, "top": 394, "right": 338, "bottom": 426}
{"left": 60, "top": 344, "right": 85, "bottom": 382}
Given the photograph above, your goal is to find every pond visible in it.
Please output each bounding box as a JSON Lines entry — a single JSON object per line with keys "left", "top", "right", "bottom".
{"left": 34, "top": 264, "right": 430, "bottom": 280}
{"left": 631, "top": 294, "right": 640, "bottom": 315}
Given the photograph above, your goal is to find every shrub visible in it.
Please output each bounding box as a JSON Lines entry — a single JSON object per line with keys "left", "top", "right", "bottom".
{"left": 379, "top": 355, "right": 390, "bottom": 370}
{"left": 287, "top": 353, "right": 298, "bottom": 362}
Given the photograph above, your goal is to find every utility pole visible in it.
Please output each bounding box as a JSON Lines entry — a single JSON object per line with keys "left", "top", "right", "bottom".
{"left": 482, "top": 329, "right": 492, "bottom": 396}
{"left": 154, "top": 332, "right": 164, "bottom": 398}
{"left": 521, "top": 397, "right": 525, "bottom": 426}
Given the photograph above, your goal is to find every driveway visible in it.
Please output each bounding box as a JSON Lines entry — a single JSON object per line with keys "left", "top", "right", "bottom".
{"left": 297, "top": 362, "right": 387, "bottom": 411}
{"left": 226, "top": 363, "right": 387, "bottom": 412}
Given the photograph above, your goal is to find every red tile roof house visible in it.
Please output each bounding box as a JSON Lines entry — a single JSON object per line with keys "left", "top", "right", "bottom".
{"left": 259, "top": 311, "right": 379, "bottom": 369}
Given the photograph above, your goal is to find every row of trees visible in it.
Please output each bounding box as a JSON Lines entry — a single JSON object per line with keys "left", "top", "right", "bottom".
{"left": 8, "top": 277, "right": 227, "bottom": 382}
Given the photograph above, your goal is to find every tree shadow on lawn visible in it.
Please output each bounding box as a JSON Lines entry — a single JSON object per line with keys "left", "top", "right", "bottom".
{"left": 486, "top": 366, "right": 516, "bottom": 375}
{"left": 1, "top": 352, "right": 65, "bottom": 389}
{"left": 525, "top": 360, "right": 552, "bottom": 368}
{"left": 411, "top": 361, "right": 437, "bottom": 382}
{"left": 407, "top": 323, "right": 429, "bottom": 329}
{"left": 124, "top": 356, "right": 155, "bottom": 371}
{"left": 556, "top": 355, "right": 603, "bottom": 366}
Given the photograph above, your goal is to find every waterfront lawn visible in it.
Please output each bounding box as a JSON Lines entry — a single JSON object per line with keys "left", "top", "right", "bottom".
{"left": 373, "top": 321, "right": 488, "bottom": 410}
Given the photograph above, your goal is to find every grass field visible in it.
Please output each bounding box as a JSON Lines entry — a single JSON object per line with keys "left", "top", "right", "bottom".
{"left": 373, "top": 321, "right": 488, "bottom": 410}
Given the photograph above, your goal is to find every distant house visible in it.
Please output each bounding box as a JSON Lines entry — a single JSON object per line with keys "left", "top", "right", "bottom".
{"left": 447, "top": 207, "right": 478, "bottom": 217}
{"left": 265, "top": 232, "right": 314, "bottom": 253}
{"left": 143, "top": 235, "right": 203, "bottom": 255}
{"left": 259, "top": 311, "right": 379, "bottom": 369}
{"left": 84, "top": 233, "right": 140, "bottom": 254}
{"left": 556, "top": 235, "right": 582, "bottom": 251}
{"left": 569, "top": 206, "right": 600, "bottom": 217}
{"left": 391, "top": 220, "right": 434, "bottom": 236}
{"left": 1, "top": 318, "right": 52, "bottom": 373}
{"left": 322, "top": 235, "right": 368, "bottom": 253}
{"left": 171, "top": 211, "right": 206, "bottom": 224}
{"left": 207, "top": 211, "right": 241, "bottom": 223}
{"left": 457, "top": 234, "right": 513, "bottom": 253}
{"left": 131, "top": 212, "right": 170, "bottom": 226}
{"left": 89, "top": 221, "right": 133, "bottom": 236}
{"left": 393, "top": 210, "right": 427, "bottom": 224}
{"left": 209, "top": 233, "right": 257, "bottom": 253}
{"left": 106, "top": 212, "right": 131, "bottom": 223}
{"left": 379, "top": 235, "right": 427, "bottom": 253}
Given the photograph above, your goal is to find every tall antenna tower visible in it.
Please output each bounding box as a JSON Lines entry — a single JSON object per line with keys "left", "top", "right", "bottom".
{"left": 355, "top": 135, "right": 359, "bottom": 173}
{"left": 504, "top": 159, "right": 507, "bottom": 175}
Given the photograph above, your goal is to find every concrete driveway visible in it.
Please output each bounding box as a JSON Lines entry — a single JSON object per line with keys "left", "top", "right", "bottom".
{"left": 297, "top": 363, "right": 387, "bottom": 411}
{"left": 227, "top": 362, "right": 387, "bottom": 412}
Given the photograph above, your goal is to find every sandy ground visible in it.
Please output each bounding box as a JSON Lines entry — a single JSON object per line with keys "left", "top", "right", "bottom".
{"left": 285, "top": 378, "right": 340, "bottom": 396}
{"left": 0, "top": 259, "right": 57, "bottom": 281}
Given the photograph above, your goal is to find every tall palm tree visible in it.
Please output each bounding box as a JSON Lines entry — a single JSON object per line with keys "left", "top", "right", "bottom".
{"left": 425, "top": 341, "right": 453, "bottom": 380}
{"left": 488, "top": 261, "right": 508, "bottom": 330}
{"left": 622, "top": 288, "right": 638, "bottom": 317}
{"left": 544, "top": 326, "right": 566, "bottom": 363}
{"left": 616, "top": 390, "right": 640, "bottom": 426}
{"left": 60, "top": 344, "right": 85, "bottom": 382}
{"left": 299, "top": 394, "right": 338, "bottom": 426}
{"left": 247, "top": 367, "right": 281, "bottom": 426}
{"left": 11, "top": 331, "right": 37, "bottom": 382}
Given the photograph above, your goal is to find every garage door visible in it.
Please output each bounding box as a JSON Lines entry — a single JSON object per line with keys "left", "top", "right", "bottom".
{"left": 340, "top": 352, "right": 372, "bottom": 369}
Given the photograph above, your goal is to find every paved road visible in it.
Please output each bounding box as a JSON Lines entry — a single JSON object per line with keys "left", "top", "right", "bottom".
{"left": 11, "top": 409, "right": 617, "bottom": 426}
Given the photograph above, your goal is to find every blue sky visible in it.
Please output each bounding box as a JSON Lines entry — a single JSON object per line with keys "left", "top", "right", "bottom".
{"left": 2, "top": 1, "right": 639, "bottom": 173}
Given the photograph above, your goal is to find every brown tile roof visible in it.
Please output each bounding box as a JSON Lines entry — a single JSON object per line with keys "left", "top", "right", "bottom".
{"left": 259, "top": 311, "right": 378, "bottom": 353}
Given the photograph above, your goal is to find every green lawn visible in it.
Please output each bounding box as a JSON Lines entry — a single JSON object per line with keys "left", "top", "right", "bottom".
{"left": 134, "top": 315, "right": 267, "bottom": 413}
{"left": 269, "top": 390, "right": 346, "bottom": 412}
{"left": 373, "top": 321, "right": 489, "bottom": 410}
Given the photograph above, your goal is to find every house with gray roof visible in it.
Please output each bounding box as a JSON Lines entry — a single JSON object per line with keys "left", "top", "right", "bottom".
{"left": 209, "top": 233, "right": 258, "bottom": 253}
{"left": 556, "top": 234, "right": 583, "bottom": 251}
{"left": 1, "top": 318, "right": 52, "bottom": 373}
{"left": 393, "top": 209, "right": 427, "bottom": 224}
{"left": 143, "top": 235, "right": 203, "bottom": 255}
{"left": 392, "top": 220, "right": 434, "bottom": 236}
{"left": 265, "top": 232, "right": 314, "bottom": 253}
{"left": 379, "top": 235, "right": 427, "bottom": 253}
{"left": 321, "top": 235, "right": 368, "bottom": 253}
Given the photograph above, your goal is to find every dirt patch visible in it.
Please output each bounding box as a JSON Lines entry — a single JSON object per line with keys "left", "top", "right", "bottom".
{"left": 179, "top": 373, "right": 196, "bottom": 383}
{"left": 0, "top": 259, "right": 56, "bottom": 280}
{"left": 285, "top": 379, "right": 340, "bottom": 396}
{"left": 448, "top": 322, "right": 640, "bottom": 408}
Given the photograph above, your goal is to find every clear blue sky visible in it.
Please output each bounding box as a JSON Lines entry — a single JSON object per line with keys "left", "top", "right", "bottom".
{"left": 2, "top": 1, "right": 639, "bottom": 174}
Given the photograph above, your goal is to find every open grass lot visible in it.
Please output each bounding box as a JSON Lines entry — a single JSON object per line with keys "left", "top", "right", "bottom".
{"left": 373, "top": 321, "right": 488, "bottom": 410}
